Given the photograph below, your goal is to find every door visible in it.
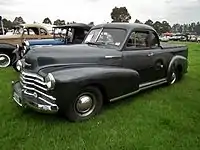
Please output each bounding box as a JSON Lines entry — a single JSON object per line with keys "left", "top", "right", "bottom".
{"left": 122, "top": 31, "right": 156, "bottom": 84}
{"left": 148, "top": 31, "right": 169, "bottom": 81}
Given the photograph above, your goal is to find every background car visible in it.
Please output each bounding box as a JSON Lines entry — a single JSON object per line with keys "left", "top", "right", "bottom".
{"left": 0, "top": 23, "right": 53, "bottom": 68}
{"left": 13, "top": 23, "right": 92, "bottom": 72}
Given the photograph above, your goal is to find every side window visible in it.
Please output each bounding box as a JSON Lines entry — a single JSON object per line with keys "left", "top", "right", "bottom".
{"left": 150, "top": 32, "right": 159, "bottom": 48}
{"left": 23, "top": 28, "right": 39, "bottom": 35}
{"left": 28, "top": 29, "right": 35, "bottom": 35}
{"left": 126, "top": 31, "right": 150, "bottom": 48}
{"left": 40, "top": 28, "right": 48, "bottom": 35}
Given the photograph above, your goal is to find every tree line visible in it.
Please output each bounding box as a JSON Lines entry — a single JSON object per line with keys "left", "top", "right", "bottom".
{"left": 1, "top": 6, "right": 200, "bottom": 35}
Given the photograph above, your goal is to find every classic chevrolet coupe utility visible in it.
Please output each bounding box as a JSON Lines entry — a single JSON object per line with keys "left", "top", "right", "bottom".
{"left": 12, "top": 23, "right": 188, "bottom": 122}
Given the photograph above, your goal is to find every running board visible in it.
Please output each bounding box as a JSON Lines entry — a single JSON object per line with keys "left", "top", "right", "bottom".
{"left": 110, "top": 78, "right": 167, "bottom": 102}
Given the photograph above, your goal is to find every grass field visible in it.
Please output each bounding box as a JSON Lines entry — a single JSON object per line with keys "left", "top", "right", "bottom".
{"left": 0, "top": 42, "right": 200, "bottom": 150}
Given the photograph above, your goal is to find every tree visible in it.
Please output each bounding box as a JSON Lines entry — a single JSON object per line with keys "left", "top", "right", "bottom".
{"left": 13, "top": 16, "right": 25, "bottom": 25}
{"left": 43, "top": 17, "right": 52, "bottom": 24}
{"left": 153, "top": 21, "right": 162, "bottom": 35}
{"left": 2, "top": 18, "right": 13, "bottom": 29}
{"left": 145, "top": 19, "right": 154, "bottom": 27}
{"left": 161, "top": 21, "right": 171, "bottom": 33}
{"left": 194, "top": 22, "right": 200, "bottom": 35}
{"left": 172, "top": 24, "right": 181, "bottom": 33}
{"left": 111, "top": 6, "right": 131, "bottom": 22}
{"left": 53, "top": 19, "right": 66, "bottom": 25}
{"left": 134, "top": 19, "right": 142, "bottom": 24}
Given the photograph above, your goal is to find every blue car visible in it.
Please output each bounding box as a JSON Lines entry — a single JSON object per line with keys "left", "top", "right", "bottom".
{"left": 12, "top": 23, "right": 92, "bottom": 71}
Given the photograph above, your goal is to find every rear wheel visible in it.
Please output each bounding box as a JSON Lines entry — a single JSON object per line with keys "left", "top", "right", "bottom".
{"left": 66, "top": 86, "right": 103, "bottom": 122}
{"left": 0, "top": 53, "right": 11, "bottom": 68}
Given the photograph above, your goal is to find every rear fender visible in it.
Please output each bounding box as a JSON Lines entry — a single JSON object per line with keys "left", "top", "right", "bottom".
{"left": 168, "top": 55, "right": 188, "bottom": 74}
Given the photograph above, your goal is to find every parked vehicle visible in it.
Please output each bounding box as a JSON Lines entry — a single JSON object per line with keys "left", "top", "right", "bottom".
{"left": 188, "top": 35, "right": 197, "bottom": 42}
{"left": 197, "top": 36, "right": 200, "bottom": 42}
{"left": 13, "top": 23, "right": 92, "bottom": 71}
{"left": 0, "top": 24, "right": 53, "bottom": 68}
{"left": 12, "top": 23, "right": 188, "bottom": 122}
{"left": 159, "top": 36, "right": 169, "bottom": 42}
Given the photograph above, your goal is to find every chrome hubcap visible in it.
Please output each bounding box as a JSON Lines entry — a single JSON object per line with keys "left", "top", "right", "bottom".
{"left": 170, "top": 72, "right": 176, "bottom": 84}
{"left": 0, "top": 54, "right": 10, "bottom": 67}
{"left": 75, "top": 94, "right": 95, "bottom": 116}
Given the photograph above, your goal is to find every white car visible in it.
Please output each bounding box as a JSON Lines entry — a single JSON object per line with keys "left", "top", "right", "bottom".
{"left": 197, "top": 37, "right": 200, "bottom": 42}
{"left": 159, "top": 36, "right": 169, "bottom": 42}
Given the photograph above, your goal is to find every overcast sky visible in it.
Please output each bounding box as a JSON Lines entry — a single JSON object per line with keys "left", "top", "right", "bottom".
{"left": 0, "top": 0, "right": 200, "bottom": 25}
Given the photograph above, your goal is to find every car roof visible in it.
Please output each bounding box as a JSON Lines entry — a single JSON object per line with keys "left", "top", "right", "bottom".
{"left": 53, "top": 23, "right": 93, "bottom": 30}
{"left": 92, "top": 22, "right": 156, "bottom": 32}
{"left": 13, "top": 24, "right": 49, "bottom": 30}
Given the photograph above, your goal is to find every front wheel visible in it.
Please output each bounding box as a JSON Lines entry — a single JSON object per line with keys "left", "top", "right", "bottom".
{"left": 65, "top": 86, "right": 103, "bottom": 122}
{"left": 0, "top": 53, "right": 11, "bottom": 68}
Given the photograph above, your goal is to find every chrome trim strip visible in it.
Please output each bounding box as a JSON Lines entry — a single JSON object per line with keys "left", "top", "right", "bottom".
{"left": 140, "top": 80, "right": 167, "bottom": 91}
{"left": 20, "top": 77, "right": 47, "bottom": 91}
{"left": 21, "top": 84, "right": 56, "bottom": 101}
{"left": 13, "top": 97, "right": 23, "bottom": 107}
{"left": 139, "top": 78, "right": 166, "bottom": 88}
{"left": 22, "top": 71, "right": 44, "bottom": 81}
{"left": 20, "top": 75, "right": 46, "bottom": 86}
{"left": 24, "top": 90, "right": 57, "bottom": 107}
{"left": 105, "top": 56, "right": 122, "bottom": 59}
{"left": 38, "top": 97, "right": 57, "bottom": 107}
{"left": 110, "top": 78, "right": 167, "bottom": 102}
{"left": 110, "top": 90, "right": 140, "bottom": 102}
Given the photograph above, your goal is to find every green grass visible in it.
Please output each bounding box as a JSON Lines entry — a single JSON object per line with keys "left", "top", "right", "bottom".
{"left": 1, "top": 42, "right": 200, "bottom": 150}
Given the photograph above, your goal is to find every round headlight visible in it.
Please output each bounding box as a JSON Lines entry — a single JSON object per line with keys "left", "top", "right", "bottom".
{"left": 45, "top": 73, "right": 55, "bottom": 90}
{"left": 16, "top": 60, "right": 23, "bottom": 71}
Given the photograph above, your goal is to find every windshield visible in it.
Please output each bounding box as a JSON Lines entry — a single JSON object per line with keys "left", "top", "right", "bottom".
{"left": 83, "top": 28, "right": 127, "bottom": 48}
{"left": 13, "top": 26, "right": 24, "bottom": 35}
{"left": 53, "top": 28, "right": 72, "bottom": 41}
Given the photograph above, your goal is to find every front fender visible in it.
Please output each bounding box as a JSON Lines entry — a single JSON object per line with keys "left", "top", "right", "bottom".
{"left": 50, "top": 66, "right": 140, "bottom": 104}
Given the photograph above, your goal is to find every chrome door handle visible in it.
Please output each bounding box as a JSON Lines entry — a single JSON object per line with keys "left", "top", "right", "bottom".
{"left": 147, "top": 52, "right": 154, "bottom": 57}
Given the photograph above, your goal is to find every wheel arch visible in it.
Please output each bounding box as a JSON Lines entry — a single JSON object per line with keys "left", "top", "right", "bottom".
{"left": 81, "top": 83, "right": 108, "bottom": 104}
{"left": 167, "top": 55, "right": 187, "bottom": 75}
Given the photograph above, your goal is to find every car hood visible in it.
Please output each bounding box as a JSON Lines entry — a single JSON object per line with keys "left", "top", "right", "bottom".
{"left": 24, "top": 44, "right": 122, "bottom": 74}
{"left": 28, "top": 38, "right": 65, "bottom": 46}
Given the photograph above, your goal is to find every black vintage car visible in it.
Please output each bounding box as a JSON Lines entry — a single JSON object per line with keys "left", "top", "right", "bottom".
{"left": 12, "top": 23, "right": 188, "bottom": 122}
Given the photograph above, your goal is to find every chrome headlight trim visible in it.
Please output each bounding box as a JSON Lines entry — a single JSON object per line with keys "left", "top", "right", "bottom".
{"left": 16, "top": 60, "right": 23, "bottom": 71}
{"left": 45, "top": 73, "right": 55, "bottom": 90}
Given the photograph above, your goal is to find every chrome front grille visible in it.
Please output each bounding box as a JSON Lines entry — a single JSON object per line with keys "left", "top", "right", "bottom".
{"left": 20, "top": 71, "right": 56, "bottom": 101}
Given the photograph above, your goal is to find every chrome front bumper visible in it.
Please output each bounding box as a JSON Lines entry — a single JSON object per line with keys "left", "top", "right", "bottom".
{"left": 12, "top": 81, "right": 59, "bottom": 114}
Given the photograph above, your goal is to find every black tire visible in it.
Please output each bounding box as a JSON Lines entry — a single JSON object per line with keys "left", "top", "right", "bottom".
{"left": 167, "top": 65, "right": 178, "bottom": 85}
{"left": 0, "top": 53, "right": 11, "bottom": 68}
{"left": 65, "top": 86, "right": 103, "bottom": 122}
